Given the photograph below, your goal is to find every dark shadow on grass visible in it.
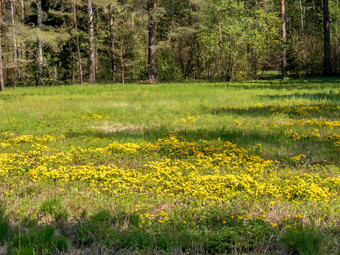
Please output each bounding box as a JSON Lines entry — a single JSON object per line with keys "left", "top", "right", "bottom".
{"left": 258, "top": 92, "right": 340, "bottom": 102}
{"left": 1, "top": 203, "right": 338, "bottom": 254}
{"left": 66, "top": 126, "right": 282, "bottom": 144}
{"left": 65, "top": 125, "right": 339, "bottom": 165}
{"left": 210, "top": 104, "right": 339, "bottom": 119}
{"left": 214, "top": 77, "right": 340, "bottom": 90}
{"left": 0, "top": 94, "right": 23, "bottom": 102}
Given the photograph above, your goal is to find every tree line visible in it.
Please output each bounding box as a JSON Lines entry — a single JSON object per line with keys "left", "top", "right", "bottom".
{"left": 0, "top": 0, "right": 338, "bottom": 90}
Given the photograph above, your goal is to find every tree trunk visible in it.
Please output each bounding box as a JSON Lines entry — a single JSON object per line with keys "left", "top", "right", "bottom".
{"left": 37, "top": 0, "right": 43, "bottom": 85}
{"left": 19, "top": 0, "right": 26, "bottom": 81}
{"left": 147, "top": 0, "right": 157, "bottom": 82}
{"left": 10, "top": 0, "right": 17, "bottom": 88}
{"left": 217, "top": 8, "right": 222, "bottom": 44}
{"left": 109, "top": 4, "right": 116, "bottom": 83}
{"left": 281, "top": 0, "right": 288, "bottom": 79}
{"left": 323, "top": 0, "right": 331, "bottom": 75}
{"left": 120, "top": 45, "right": 125, "bottom": 85}
{"left": 73, "top": 4, "right": 83, "bottom": 84}
{"left": 88, "top": 0, "right": 96, "bottom": 84}
{"left": 297, "top": 0, "right": 304, "bottom": 35}
{"left": 0, "top": 0, "right": 4, "bottom": 91}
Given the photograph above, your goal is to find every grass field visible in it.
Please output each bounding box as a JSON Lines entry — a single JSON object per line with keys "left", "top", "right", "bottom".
{"left": 0, "top": 78, "right": 339, "bottom": 254}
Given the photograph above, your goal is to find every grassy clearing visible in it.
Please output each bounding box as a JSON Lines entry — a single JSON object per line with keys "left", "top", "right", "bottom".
{"left": 0, "top": 78, "right": 339, "bottom": 254}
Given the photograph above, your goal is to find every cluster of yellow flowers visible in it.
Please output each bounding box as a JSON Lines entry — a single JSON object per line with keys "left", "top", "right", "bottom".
{"left": 179, "top": 115, "right": 201, "bottom": 123}
{"left": 266, "top": 118, "right": 340, "bottom": 129}
{"left": 0, "top": 132, "right": 339, "bottom": 204}
{"left": 284, "top": 129, "right": 321, "bottom": 141}
{"left": 2, "top": 117, "right": 20, "bottom": 124}
{"left": 82, "top": 113, "right": 110, "bottom": 121}
{"left": 284, "top": 129, "right": 340, "bottom": 148}
{"left": 216, "top": 100, "right": 339, "bottom": 117}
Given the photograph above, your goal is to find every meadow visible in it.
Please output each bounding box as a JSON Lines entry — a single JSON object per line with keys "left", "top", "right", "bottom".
{"left": 0, "top": 77, "right": 339, "bottom": 254}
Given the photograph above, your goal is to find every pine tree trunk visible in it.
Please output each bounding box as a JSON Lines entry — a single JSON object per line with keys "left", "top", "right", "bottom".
{"left": 109, "top": 4, "right": 116, "bottom": 83}
{"left": 147, "top": 0, "right": 157, "bottom": 82}
{"left": 0, "top": 0, "right": 4, "bottom": 91}
{"left": 10, "top": 0, "right": 17, "bottom": 88}
{"left": 73, "top": 4, "right": 83, "bottom": 84}
{"left": 323, "top": 0, "right": 331, "bottom": 75}
{"left": 281, "top": 0, "right": 288, "bottom": 79}
{"left": 88, "top": 0, "right": 96, "bottom": 84}
{"left": 37, "top": 0, "right": 43, "bottom": 84}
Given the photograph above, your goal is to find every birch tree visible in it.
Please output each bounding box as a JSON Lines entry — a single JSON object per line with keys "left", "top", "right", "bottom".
{"left": 37, "top": 0, "right": 43, "bottom": 84}
{"left": 88, "top": 0, "right": 96, "bottom": 84}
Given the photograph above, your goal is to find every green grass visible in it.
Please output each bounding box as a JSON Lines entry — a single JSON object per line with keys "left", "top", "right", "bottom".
{"left": 0, "top": 77, "right": 339, "bottom": 254}
{"left": 1, "top": 78, "right": 339, "bottom": 162}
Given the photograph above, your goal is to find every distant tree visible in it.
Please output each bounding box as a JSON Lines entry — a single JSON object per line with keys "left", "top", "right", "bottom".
{"left": 9, "top": 0, "right": 18, "bottom": 87}
{"left": 0, "top": 0, "right": 4, "bottom": 91}
{"left": 73, "top": 2, "right": 83, "bottom": 84}
{"left": 37, "top": 0, "right": 43, "bottom": 84}
{"left": 323, "top": 0, "right": 331, "bottom": 75}
{"left": 147, "top": 0, "right": 157, "bottom": 82}
{"left": 109, "top": 4, "right": 116, "bottom": 83}
{"left": 88, "top": 0, "right": 96, "bottom": 84}
{"left": 281, "top": 0, "right": 288, "bottom": 79}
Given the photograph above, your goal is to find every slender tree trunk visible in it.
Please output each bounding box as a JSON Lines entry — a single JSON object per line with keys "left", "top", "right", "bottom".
{"left": 120, "top": 45, "right": 125, "bottom": 85}
{"left": 217, "top": 8, "right": 223, "bottom": 44}
{"left": 147, "top": 0, "right": 157, "bottom": 82}
{"left": 297, "top": 0, "right": 304, "bottom": 35}
{"left": 10, "top": 0, "right": 17, "bottom": 88}
{"left": 19, "top": 0, "right": 25, "bottom": 81}
{"left": 37, "top": 0, "right": 43, "bottom": 85}
{"left": 73, "top": 4, "right": 83, "bottom": 84}
{"left": 88, "top": 0, "right": 96, "bottom": 84}
{"left": 281, "top": 0, "right": 288, "bottom": 79}
{"left": 20, "top": 0, "right": 24, "bottom": 23}
{"left": 109, "top": 4, "right": 116, "bottom": 83}
{"left": 131, "top": 0, "right": 135, "bottom": 29}
{"left": 71, "top": 48, "right": 76, "bottom": 82}
{"left": 323, "top": 0, "right": 331, "bottom": 75}
{"left": 0, "top": 0, "right": 4, "bottom": 91}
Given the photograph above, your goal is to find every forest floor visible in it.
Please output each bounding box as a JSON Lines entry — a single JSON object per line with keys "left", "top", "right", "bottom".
{"left": 0, "top": 77, "right": 339, "bottom": 254}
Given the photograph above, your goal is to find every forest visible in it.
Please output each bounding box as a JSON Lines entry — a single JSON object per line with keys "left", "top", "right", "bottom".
{"left": 0, "top": 1, "right": 339, "bottom": 254}
{"left": 0, "top": 0, "right": 339, "bottom": 89}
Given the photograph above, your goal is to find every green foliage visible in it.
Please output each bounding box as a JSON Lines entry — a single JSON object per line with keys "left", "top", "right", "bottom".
{"left": 199, "top": 0, "right": 281, "bottom": 81}
{"left": 279, "top": 225, "right": 323, "bottom": 255}
{"left": 0, "top": 212, "right": 10, "bottom": 244}
{"left": 2, "top": 0, "right": 339, "bottom": 88}
{"left": 11, "top": 225, "right": 69, "bottom": 254}
{"left": 40, "top": 197, "right": 69, "bottom": 222}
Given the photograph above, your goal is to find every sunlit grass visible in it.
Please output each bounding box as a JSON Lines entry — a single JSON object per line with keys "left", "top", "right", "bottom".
{"left": 0, "top": 78, "right": 339, "bottom": 254}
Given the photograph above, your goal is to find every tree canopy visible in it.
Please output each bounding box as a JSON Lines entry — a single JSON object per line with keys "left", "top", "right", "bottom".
{"left": 0, "top": 0, "right": 338, "bottom": 88}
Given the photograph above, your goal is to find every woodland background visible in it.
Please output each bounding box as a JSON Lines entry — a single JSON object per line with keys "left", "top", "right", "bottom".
{"left": 0, "top": 0, "right": 339, "bottom": 88}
